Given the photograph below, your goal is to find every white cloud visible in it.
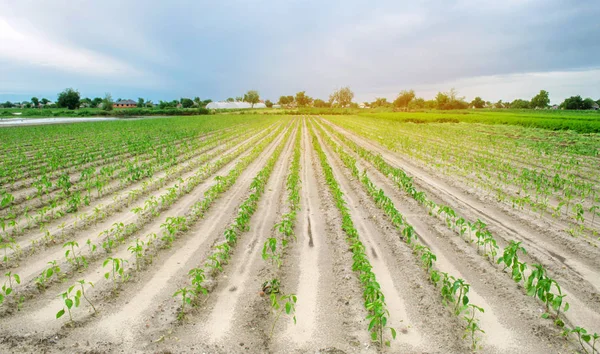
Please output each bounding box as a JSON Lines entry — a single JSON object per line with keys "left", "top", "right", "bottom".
{"left": 358, "top": 68, "right": 600, "bottom": 103}
{"left": 0, "top": 18, "right": 142, "bottom": 77}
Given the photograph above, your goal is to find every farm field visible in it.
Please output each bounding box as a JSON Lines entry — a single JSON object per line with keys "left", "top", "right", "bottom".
{"left": 0, "top": 115, "right": 598, "bottom": 353}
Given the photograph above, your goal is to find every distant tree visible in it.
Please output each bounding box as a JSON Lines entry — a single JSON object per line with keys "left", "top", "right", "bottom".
{"left": 295, "top": 91, "right": 313, "bottom": 107}
{"left": 102, "top": 93, "right": 114, "bottom": 111}
{"left": 313, "top": 99, "right": 329, "bottom": 108}
{"left": 510, "top": 99, "right": 530, "bottom": 109}
{"left": 362, "top": 102, "right": 370, "bottom": 108}
{"left": 408, "top": 97, "right": 426, "bottom": 109}
{"left": 2, "top": 101, "right": 14, "bottom": 108}
{"left": 57, "top": 88, "right": 81, "bottom": 110}
{"left": 180, "top": 98, "right": 194, "bottom": 108}
{"left": 145, "top": 100, "right": 154, "bottom": 108}
{"left": 40, "top": 98, "right": 50, "bottom": 105}
{"left": 393, "top": 90, "right": 416, "bottom": 110}
{"left": 31, "top": 97, "right": 39, "bottom": 108}
{"left": 530, "top": 90, "right": 550, "bottom": 109}
{"left": 80, "top": 97, "right": 92, "bottom": 107}
{"left": 278, "top": 96, "right": 289, "bottom": 105}
{"left": 91, "top": 97, "right": 102, "bottom": 108}
{"left": 235, "top": 96, "right": 243, "bottom": 102}
{"left": 24, "top": 102, "right": 32, "bottom": 108}
{"left": 137, "top": 98, "right": 145, "bottom": 108}
{"left": 278, "top": 95, "right": 295, "bottom": 107}
{"left": 470, "top": 96, "right": 485, "bottom": 108}
{"left": 435, "top": 88, "right": 468, "bottom": 110}
{"left": 329, "top": 87, "right": 354, "bottom": 107}
{"left": 370, "top": 97, "right": 389, "bottom": 108}
{"left": 582, "top": 97, "right": 596, "bottom": 110}
{"left": 243, "top": 90, "right": 260, "bottom": 108}
{"left": 596, "top": 98, "right": 600, "bottom": 106}
{"left": 226, "top": 97, "right": 234, "bottom": 102}
{"left": 265, "top": 99, "right": 273, "bottom": 108}
{"left": 560, "top": 95, "right": 584, "bottom": 110}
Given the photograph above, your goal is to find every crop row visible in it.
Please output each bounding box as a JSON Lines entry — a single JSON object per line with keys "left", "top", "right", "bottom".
{"left": 308, "top": 121, "right": 396, "bottom": 347}
{"left": 0, "top": 121, "right": 286, "bottom": 314}
{"left": 318, "top": 118, "right": 599, "bottom": 353}
{"left": 171, "top": 121, "right": 295, "bottom": 322}
{"left": 1, "top": 122, "right": 276, "bottom": 267}
{"left": 312, "top": 119, "right": 485, "bottom": 349}
{"left": 326, "top": 117, "right": 600, "bottom": 238}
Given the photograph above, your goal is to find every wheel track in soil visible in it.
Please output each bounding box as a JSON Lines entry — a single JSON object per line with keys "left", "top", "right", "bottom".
{"left": 3, "top": 120, "right": 294, "bottom": 353}
{"left": 271, "top": 117, "right": 371, "bottom": 353}
{"left": 0, "top": 121, "right": 286, "bottom": 330}
{"left": 319, "top": 117, "right": 600, "bottom": 341}
{"left": 1, "top": 123, "right": 277, "bottom": 294}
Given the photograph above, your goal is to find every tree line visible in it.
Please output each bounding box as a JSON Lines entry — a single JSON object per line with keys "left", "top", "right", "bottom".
{"left": 2, "top": 87, "right": 599, "bottom": 112}
{"left": 0, "top": 88, "right": 214, "bottom": 111}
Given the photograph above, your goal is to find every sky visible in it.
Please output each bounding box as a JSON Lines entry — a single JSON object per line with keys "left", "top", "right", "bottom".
{"left": 1, "top": 0, "right": 599, "bottom": 105}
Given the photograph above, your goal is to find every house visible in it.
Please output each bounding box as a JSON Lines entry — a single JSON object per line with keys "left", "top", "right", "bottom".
{"left": 591, "top": 102, "right": 599, "bottom": 110}
{"left": 114, "top": 99, "right": 137, "bottom": 108}
{"left": 550, "top": 105, "right": 559, "bottom": 110}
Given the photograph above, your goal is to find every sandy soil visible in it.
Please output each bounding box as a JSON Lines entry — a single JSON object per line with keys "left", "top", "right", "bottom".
{"left": 0, "top": 116, "right": 597, "bottom": 354}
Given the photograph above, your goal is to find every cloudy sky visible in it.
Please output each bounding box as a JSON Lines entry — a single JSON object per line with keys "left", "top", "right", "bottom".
{"left": 1, "top": 0, "right": 599, "bottom": 104}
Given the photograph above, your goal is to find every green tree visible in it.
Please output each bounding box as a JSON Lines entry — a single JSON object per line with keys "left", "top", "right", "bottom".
{"left": 91, "top": 97, "right": 102, "bottom": 108}
{"left": 408, "top": 97, "right": 426, "bottom": 109}
{"left": 180, "top": 98, "right": 194, "bottom": 108}
{"left": 226, "top": 97, "right": 235, "bottom": 102}
{"left": 265, "top": 99, "right": 273, "bottom": 108}
{"left": 370, "top": 97, "right": 390, "bottom": 108}
{"left": 235, "top": 96, "right": 243, "bottom": 102}
{"left": 80, "top": 97, "right": 92, "bottom": 107}
{"left": 582, "top": 97, "right": 596, "bottom": 110}
{"left": 243, "top": 90, "right": 260, "bottom": 108}
{"left": 31, "top": 97, "right": 39, "bottom": 108}
{"left": 57, "top": 88, "right": 81, "bottom": 110}
{"left": 137, "top": 98, "right": 145, "bottom": 108}
{"left": 393, "top": 90, "right": 416, "bottom": 110}
{"left": 560, "top": 96, "right": 584, "bottom": 110}
{"left": 510, "top": 99, "right": 530, "bottom": 109}
{"left": 102, "top": 93, "right": 114, "bottom": 111}
{"left": 531, "top": 90, "right": 550, "bottom": 109}
{"left": 329, "top": 86, "right": 354, "bottom": 107}
{"left": 313, "top": 99, "right": 329, "bottom": 108}
{"left": 278, "top": 96, "right": 289, "bottom": 105}
{"left": 295, "top": 91, "right": 313, "bottom": 107}
{"left": 470, "top": 96, "right": 485, "bottom": 108}
{"left": 40, "top": 98, "right": 50, "bottom": 106}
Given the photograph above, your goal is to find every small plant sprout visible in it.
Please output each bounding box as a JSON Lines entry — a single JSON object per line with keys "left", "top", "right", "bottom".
{"left": 565, "top": 327, "right": 598, "bottom": 354}
{"left": 36, "top": 260, "right": 62, "bottom": 290}
{"left": 463, "top": 304, "right": 485, "bottom": 350}
{"left": 128, "top": 239, "right": 145, "bottom": 271}
{"left": 77, "top": 280, "right": 97, "bottom": 314}
{"left": 266, "top": 282, "right": 297, "bottom": 338}
{"left": 173, "top": 286, "right": 193, "bottom": 320}
{"left": 103, "top": 257, "right": 128, "bottom": 292}
{"left": 56, "top": 285, "right": 77, "bottom": 325}
{"left": 1, "top": 271, "right": 21, "bottom": 305}
{"left": 63, "top": 240, "right": 87, "bottom": 270}
{"left": 188, "top": 268, "right": 208, "bottom": 304}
